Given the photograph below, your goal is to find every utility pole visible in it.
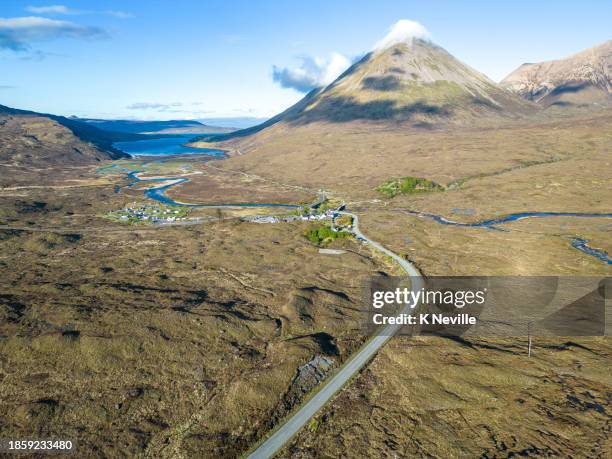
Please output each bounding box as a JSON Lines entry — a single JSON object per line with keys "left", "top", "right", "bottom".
{"left": 527, "top": 322, "right": 532, "bottom": 357}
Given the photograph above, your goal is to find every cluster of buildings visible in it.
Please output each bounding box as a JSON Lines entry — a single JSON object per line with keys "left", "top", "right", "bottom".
{"left": 243, "top": 209, "right": 339, "bottom": 224}
{"left": 113, "top": 204, "right": 188, "bottom": 224}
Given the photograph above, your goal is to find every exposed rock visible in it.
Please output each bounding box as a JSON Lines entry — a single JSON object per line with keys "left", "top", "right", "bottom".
{"left": 501, "top": 40, "right": 612, "bottom": 107}
{"left": 292, "top": 355, "right": 334, "bottom": 394}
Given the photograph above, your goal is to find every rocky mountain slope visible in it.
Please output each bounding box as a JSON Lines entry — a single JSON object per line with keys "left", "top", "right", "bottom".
{"left": 501, "top": 40, "right": 612, "bottom": 107}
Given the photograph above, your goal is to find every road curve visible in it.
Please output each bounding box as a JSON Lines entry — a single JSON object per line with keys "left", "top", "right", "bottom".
{"left": 246, "top": 211, "right": 424, "bottom": 459}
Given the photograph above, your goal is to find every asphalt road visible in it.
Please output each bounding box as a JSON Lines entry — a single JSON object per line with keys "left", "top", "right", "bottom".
{"left": 246, "top": 211, "right": 424, "bottom": 459}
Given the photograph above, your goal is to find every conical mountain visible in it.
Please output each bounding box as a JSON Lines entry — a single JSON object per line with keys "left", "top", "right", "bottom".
{"left": 501, "top": 40, "right": 612, "bottom": 107}
{"left": 285, "top": 38, "right": 535, "bottom": 125}
{"left": 206, "top": 38, "right": 534, "bottom": 142}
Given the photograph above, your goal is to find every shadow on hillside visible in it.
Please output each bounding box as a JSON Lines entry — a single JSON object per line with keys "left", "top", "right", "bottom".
{"left": 362, "top": 75, "right": 401, "bottom": 91}
{"left": 287, "top": 96, "right": 452, "bottom": 124}
{"left": 549, "top": 82, "right": 591, "bottom": 96}
{"left": 525, "top": 83, "right": 592, "bottom": 102}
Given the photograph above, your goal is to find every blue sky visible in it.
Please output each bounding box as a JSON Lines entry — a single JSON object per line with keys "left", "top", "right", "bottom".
{"left": 1, "top": 0, "right": 610, "bottom": 120}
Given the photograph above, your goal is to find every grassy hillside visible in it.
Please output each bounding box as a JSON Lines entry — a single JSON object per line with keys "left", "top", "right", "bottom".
{"left": 0, "top": 104, "right": 148, "bottom": 158}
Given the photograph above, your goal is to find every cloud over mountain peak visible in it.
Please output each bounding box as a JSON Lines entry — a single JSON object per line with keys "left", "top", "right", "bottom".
{"left": 373, "top": 19, "right": 431, "bottom": 51}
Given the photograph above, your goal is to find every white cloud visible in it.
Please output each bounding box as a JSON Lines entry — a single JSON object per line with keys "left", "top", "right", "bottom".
{"left": 373, "top": 19, "right": 430, "bottom": 51}
{"left": 126, "top": 102, "right": 184, "bottom": 110}
{"left": 26, "top": 5, "right": 76, "bottom": 15}
{"left": 272, "top": 52, "right": 351, "bottom": 92}
{"left": 0, "top": 16, "right": 108, "bottom": 51}
{"left": 124, "top": 102, "right": 219, "bottom": 118}
{"left": 25, "top": 5, "right": 132, "bottom": 19}
{"left": 105, "top": 10, "right": 133, "bottom": 19}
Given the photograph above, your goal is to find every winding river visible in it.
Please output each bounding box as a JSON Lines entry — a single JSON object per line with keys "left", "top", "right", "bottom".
{"left": 402, "top": 209, "right": 612, "bottom": 265}
{"left": 125, "top": 167, "right": 300, "bottom": 209}
{"left": 113, "top": 136, "right": 301, "bottom": 209}
{"left": 571, "top": 238, "right": 612, "bottom": 265}
{"left": 111, "top": 138, "right": 611, "bottom": 265}
{"left": 401, "top": 209, "right": 612, "bottom": 228}
{"left": 129, "top": 166, "right": 611, "bottom": 264}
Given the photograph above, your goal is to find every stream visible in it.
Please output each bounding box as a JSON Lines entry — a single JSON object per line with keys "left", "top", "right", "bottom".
{"left": 403, "top": 209, "right": 612, "bottom": 265}
{"left": 124, "top": 167, "right": 300, "bottom": 209}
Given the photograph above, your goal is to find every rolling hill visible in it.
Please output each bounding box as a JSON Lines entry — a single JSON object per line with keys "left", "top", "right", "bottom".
{"left": 0, "top": 105, "right": 150, "bottom": 159}
{"left": 0, "top": 104, "right": 143, "bottom": 172}
{"left": 501, "top": 40, "right": 612, "bottom": 108}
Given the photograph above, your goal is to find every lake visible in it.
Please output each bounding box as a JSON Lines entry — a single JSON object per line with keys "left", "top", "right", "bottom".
{"left": 113, "top": 134, "right": 226, "bottom": 157}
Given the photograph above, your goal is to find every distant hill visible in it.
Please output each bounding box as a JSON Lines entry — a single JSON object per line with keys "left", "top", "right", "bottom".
{"left": 501, "top": 40, "right": 612, "bottom": 108}
{"left": 76, "top": 117, "right": 236, "bottom": 135}
{"left": 197, "top": 117, "right": 268, "bottom": 129}
{"left": 201, "top": 38, "right": 534, "bottom": 143}
{"left": 0, "top": 104, "right": 138, "bottom": 167}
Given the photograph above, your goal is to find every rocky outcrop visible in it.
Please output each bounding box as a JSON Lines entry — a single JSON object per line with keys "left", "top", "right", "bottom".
{"left": 291, "top": 355, "right": 334, "bottom": 394}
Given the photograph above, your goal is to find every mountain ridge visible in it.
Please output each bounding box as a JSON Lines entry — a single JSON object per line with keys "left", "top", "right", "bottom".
{"left": 0, "top": 104, "right": 146, "bottom": 157}
{"left": 75, "top": 117, "right": 236, "bottom": 135}
{"left": 501, "top": 40, "right": 612, "bottom": 107}
{"left": 0, "top": 104, "right": 136, "bottom": 168}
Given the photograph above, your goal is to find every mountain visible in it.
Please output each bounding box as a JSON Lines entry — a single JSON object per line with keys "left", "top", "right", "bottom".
{"left": 288, "top": 39, "right": 535, "bottom": 124}
{"left": 75, "top": 118, "right": 236, "bottom": 135}
{"left": 501, "top": 40, "right": 612, "bottom": 108}
{"left": 202, "top": 39, "right": 534, "bottom": 143}
{"left": 0, "top": 104, "right": 138, "bottom": 167}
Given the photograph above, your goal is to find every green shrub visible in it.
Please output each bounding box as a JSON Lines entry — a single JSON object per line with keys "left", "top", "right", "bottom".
{"left": 335, "top": 214, "right": 353, "bottom": 227}
{"left": 376, "top": 176, "right": 443, "bottom": 198}
{"left": 304, "top": 225, "right": 351, "bottom": 246}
